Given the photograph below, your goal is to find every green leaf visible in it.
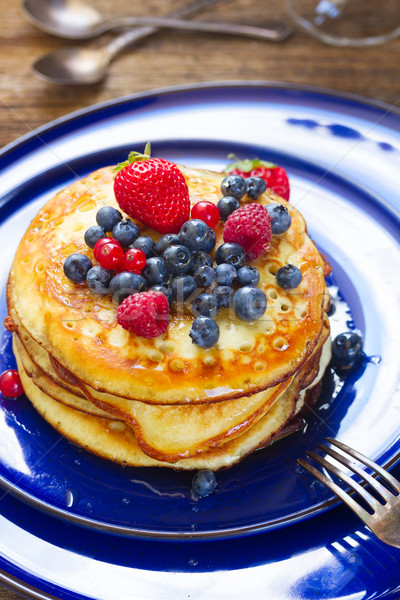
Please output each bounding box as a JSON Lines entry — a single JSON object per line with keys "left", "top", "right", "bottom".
{"left": 223, "top": 155, "right": 276, "bottom": 173}
{"left": 113, "top": 142, "right": 152, "bottom": 173}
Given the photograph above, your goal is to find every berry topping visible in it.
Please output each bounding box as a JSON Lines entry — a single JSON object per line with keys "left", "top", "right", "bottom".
{"left": 179, "top": 219, "right": 212, "bottom": 252}
{"left": 112, "top": 219, "right": 140, "bottom": 248}
{"left": 95, "top": 239, "right": 124, "bottom": 271}
{"left": 110, "top": 271, "right": 147, "bottom": 304}
{"left": 225, "top": 156, "right": 290, "bottom": 201}
{"left": 113, "top": 144, "right": 190, "bottom": 234}
{"left": 169, "top": 274, "right": 197, "bottom": 302}
{"left": 163, "top": 244, "right": 193, "bottom": 275}
{"left": 96, "top": 206, "right": 122, "bottom": 232}
{"left": 130, "top": 235, "right": 156, "bottom": 258}
{"left": 117, "top": 291, "right": 169, "bottom": 338}
{"left": 215, "top": 263, "right": 237, "bottom": 286}
{"left": 123, "top": 248, "right": 147, "bottom": 273}
{"left": 223, "top": 204, "right": 271, "bottom": 262}
{"left": 189, "top": 316, "right": 220, "bottom": 349}
{"left": 332, "top": 332, "right": 363, "bottom": 369}
{"left": 220, "top": 174, "right": 246, "bottom": 200}
{"left": 93, "top": 237, "right": 120, "bottom": 261}
{"left": 191, "top": 250, "right": 213, "bottom": 270}
{"left": 266, "top": 203, "right": 292, "bottom": 235}
{"left": 155, "top": 234, "right": 180, "bottom": 256}
{"left": 191, "top": 201, "right": 220, "bottom": 229}
{"left": 245, "top": 176, "right": 267, "bottom": 199}
{"left": 150, "top": 285, "right": 173, "bottom": 306}
{"left": 84, "top": 225, "right": 106, "bottom": 249}
{"left": 86, "top": 266, "right": 114, "bottom": 295}
{"left": 213, "top": 285, "right": 234, "bottom": 308}
{"left": 63, "top": 253, "right": 92, "bottom": 283}
{"left": 233, "top": 287, "right": 267, "bottom": 322}
{"left": 276, "top": 264, "right": 302, "bottom": 289}
{"left": 217, "top": 196, "right": 240, "bottom": 221}
{"left": 0, "top": 369, "right": 23, "bottom": 398}
{"left": 215, "top": 242, "right": 246, "bottom": 269}
{"left": 202, "top": 228, "right": 216, "bottom": 253}
{"left": 237, "top": 266, "right": 260, "bottom": 287}
{"left": 191, "top": 469, "right": 217, "bottom": 497}
{"left": 142, "top": 257, "right": 169, "bottom": 286}
{"left": 193, "top": 265, "right": 215, "bottom": 288}
{"left": 192, "top": 293, "right": 219, "bottom": 318}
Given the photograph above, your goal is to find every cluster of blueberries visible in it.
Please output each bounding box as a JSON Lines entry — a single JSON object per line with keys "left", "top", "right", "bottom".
{"left": 63, "top": 174, "right": 299, "bottom": 349}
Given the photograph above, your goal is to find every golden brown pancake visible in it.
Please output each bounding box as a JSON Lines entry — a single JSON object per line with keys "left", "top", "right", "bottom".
{"left": 6, "top": 162, "right": 331, "bottom": 468}
{"left": 7, "top": 166, "right": 329, "bottom": 406}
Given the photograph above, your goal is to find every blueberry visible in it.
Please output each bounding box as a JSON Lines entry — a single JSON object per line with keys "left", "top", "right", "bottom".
{"left": 96, "top": 206, "right": 122, "bottom": 232}
{"left": 245, "top": 176, "right": 267, "bottom": 199}
{"left": 331, "top": 332, "right": 363, "bottom": 369}
{"left": 213, "top": 285, "right": 234, "bottom": 309}
{"left": 155, "top": 234, "right": 180, "bottom": 255}
{"left": 215, "top": 263, "right": 237, "bottom": 286}
{"left": 193, "top": 265, "right": 215, "bottom": 287}
{"left": 84, "top": 225, "right": 106, "bottom": 249}
{"left": 217, "top": 195, "right": 240, "bottom": 221}
{"left": 203, "top": 228, "right": 216, "bottom": 253}
{"left": 266, "top": 203, "right": 291, "bottom": 235}
{"left": 191, "top": 469, "right": 217, "bottom": 497}
{"left": 233, "top": 287, "right": 267, "bottom": 321}
{"left": 150, "top": 285, "right": 173, "bottom": 306}
{"left": 276, "top": 264, "right": 302, "bottom": 289}
{"left": 112, "top": 219, "right": 140, "bottom": 247}
{"left": 86, "top": 266, "right": 114, "bottom": 295}
{"left": 192, "top": 293, "right": 219, "bottom": 318}
{"left": 189, "top": 316, "right": 220, "bottom": 349}
{"left": 130, "top": 235, "right": 156, "bottom": 258}
{"left": 215, "top": 242, "right": 246, "bottom": 268}
{"left": 163, "top": 244, "right": 193, "bottom": 275}
{"left": 169, "top": 275, "right": 197, "bottom": 302}
{"left": 63, "top": 253, "right": 92, "bottom": 283}
{"left": 191, "top": 250, "right": 213, "bottom": 270}
{"left": 179, "top": 219, "right": 211, "bottom": 251}
{"left": 142, "top": 257, "right": 169, "bottom": 286}
{"left": 221, "top": 175, "right": 246, "bottom": 200}
{"left": 237, "top": 266, "right": 260, "bottom": 287}
{"left": 110, "top": 271, "right": 147, "bottom": 304}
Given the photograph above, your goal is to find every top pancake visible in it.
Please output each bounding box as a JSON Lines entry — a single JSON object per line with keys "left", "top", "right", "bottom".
{"left": 7, "top": 165, "right": 328, "bottom": 405}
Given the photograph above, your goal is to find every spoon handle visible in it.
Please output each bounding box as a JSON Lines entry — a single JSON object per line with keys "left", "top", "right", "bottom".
{"left": 102, "top": 16, "right": 292, "bottom": 42}
{"left": 105, "top": 0, "right": 233, "bottom": 60}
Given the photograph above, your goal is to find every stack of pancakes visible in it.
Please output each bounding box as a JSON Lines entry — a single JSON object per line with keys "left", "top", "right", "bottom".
{"left": 6, "top": 164, "right": 331, "bottom": 470}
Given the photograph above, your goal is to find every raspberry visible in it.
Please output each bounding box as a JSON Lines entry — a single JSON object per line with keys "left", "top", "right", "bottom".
{"left": 116, "top": 291, "right": 169, "bottom": 338}
{"left": 223, "top": 204, "right": 271, "bottom": 262}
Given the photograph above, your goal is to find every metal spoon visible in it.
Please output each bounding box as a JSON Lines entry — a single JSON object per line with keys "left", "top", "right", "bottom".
{"left": 23, "top": 0, "right": 292, "bottom": 41}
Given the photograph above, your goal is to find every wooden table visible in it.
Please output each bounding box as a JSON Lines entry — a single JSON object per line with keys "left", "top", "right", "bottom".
{"left": 0, "top": 1, "right": 399, "bottom": 599}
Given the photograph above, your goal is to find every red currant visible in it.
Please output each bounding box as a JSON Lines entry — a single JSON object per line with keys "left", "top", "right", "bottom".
{"left": 191, "top": 201, "right": 220, "bottom": 228}
{"left": 94, "top": 239, "right": 124, "bottom": 271}
{"left": 124, "top": 248, "right": 146, "bottom": 273}
{"left": 0, "top": 370, "right": 23, "bottom": 398}
{"left": 93, "top": 237, "right": 116, "bottom": 261}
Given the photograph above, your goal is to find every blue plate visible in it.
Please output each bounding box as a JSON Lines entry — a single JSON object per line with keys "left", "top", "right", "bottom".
{"left": 0, "top": 83, "right": 399, "bottom": 600}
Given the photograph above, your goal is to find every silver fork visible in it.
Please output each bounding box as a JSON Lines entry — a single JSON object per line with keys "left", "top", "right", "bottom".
{"left": 298, "top": 437, "right": 400, "bottom": 549}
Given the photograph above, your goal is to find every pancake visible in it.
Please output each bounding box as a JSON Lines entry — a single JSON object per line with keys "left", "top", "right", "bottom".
{"left": 14, "top": 332, "right": 331, "bottom": 470}
{"left": 6, "top": 160, "right": 331, "bottom": 468}
{"left": 7, "top": 165, "right": 329, "bottom": 406}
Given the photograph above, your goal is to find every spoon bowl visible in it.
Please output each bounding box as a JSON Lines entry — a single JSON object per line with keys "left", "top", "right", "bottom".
{"left": 23, "top": 0, "right": 105, "bottom": 39}
{"left": 33, "top": 47, "right": 109, "bottom": 85}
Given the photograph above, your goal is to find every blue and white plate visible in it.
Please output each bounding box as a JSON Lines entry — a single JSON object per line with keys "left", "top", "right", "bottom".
{"left": 0, "top": 83, "right": 399, "bottom": 600}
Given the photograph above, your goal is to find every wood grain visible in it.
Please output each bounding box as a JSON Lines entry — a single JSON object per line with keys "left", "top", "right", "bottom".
{"left": 0, "top": 1, "right": 399, "bottom": 599}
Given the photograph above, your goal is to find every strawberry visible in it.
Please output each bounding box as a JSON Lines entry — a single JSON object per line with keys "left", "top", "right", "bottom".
{"left": 225, "top": 155, "right": 290, "bottom": 201}
{"left": 113, "top": 144, "right": 190, "bottom": 234}
{"left": 223, "top": 203, "right": 271, "bottom": 262}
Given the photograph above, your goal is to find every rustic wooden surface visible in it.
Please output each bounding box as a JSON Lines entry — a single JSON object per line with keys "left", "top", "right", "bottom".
{"left": 0, "top": 1, "right": 399, "bottom": 599}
